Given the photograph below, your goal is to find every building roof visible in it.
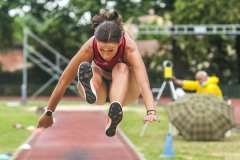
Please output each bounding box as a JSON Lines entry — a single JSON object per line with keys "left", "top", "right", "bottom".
{"left": 0, "top": 50, "right": 32, "bottom": 72}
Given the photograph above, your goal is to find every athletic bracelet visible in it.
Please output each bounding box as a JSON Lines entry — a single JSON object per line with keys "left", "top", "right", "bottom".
{"left": 147, "top": 110, "right": 157, "bottom": 115}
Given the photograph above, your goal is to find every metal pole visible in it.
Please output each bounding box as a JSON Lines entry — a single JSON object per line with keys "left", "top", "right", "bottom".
{"left": 21, "top": 28, "right": 28, "bottom": 105}
{"left": 140, "top": 122, "right": 149, "bottom": 137}
{"left": 154, "top": 80, "right": 167, "bottom": 107}
{"left": 169, "top": 80, "right": 178, "bottom": 100}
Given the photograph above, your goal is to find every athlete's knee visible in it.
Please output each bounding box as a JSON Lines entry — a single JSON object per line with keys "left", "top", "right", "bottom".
{"left": 113, "top": 63, "right": 129, "bottom": 74}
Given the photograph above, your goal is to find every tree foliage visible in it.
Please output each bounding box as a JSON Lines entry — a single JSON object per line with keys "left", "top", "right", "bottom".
{"left": 0, "top": 0, "right": 15, "bottom": 49}
{"left": 170, "top": 0, "right": 240, "bottom": 84}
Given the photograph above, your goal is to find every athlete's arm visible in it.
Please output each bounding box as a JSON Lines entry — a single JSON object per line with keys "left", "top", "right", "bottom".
{"left": 47, "top": 37, "right": 95, "bottom": 111}
{"left": 37, "top": 37, "right": 94, "bottom": 128}
{"left": 124, "top": 34, "right": 157, "bottom": 122}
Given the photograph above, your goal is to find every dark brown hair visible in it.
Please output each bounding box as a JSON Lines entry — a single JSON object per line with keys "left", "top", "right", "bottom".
{"left": 92, "top": 10, "right": 124, "bottom": 43}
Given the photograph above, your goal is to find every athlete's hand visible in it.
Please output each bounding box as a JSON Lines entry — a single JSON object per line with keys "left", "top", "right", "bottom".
{"left": 37, "top": 113, "right": 54, "bottom": 128}
{"left": 142, "top": 114, "right": 158, "bottom": 123}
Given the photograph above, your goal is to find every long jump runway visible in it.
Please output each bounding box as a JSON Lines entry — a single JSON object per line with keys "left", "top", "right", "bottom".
{"left": 14, "top": 106, "right": 143, "bottom": 160}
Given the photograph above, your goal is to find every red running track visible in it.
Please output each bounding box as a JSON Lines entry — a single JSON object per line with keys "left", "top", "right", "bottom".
{"left": 14, "top": 110, "right": 143, "bottom": 160}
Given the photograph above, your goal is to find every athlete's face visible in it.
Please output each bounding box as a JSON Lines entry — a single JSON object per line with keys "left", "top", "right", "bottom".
{"left": 97, "top": 41, "right": 120, "bottom": 61}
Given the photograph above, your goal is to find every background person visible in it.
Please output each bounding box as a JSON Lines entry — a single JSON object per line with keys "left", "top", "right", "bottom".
{"left": 37, "top": 10, "right": 158, "bottom": 137}
{"left": 172, "top": 70, "right": 223, "bottom": 99}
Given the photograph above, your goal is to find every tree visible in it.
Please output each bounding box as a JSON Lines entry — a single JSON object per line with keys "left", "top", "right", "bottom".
{"left": 171, "top": 0, "right": 240, "bottom": 84}
{"left": 0, "top": 0, "right": 16, "bottom": 49}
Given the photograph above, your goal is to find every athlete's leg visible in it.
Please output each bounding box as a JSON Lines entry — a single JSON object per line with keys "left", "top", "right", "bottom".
{"left": 77, "top": 62, "right": 108, "bottom": 105}
{"left": 105, "top": 63, "right": 128, "bottom": 136}
{"left": 109, "top": 63, "right": 130, "bottom": 104}
{"left": 109, "top": 63, "right": 140, "bottom": 106}
{"left": 122, "top": 68, "right": 140, "bottom": 106}
{"left": 105, "top": 63, "right": 141, "bottom": 137}
{"left": 105, "top": 63, "right": 142, "bottom": 137}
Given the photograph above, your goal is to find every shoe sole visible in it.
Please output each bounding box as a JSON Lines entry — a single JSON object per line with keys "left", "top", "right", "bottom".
{"left": 78, "top": 62, "right": 96, "bottom": 104}
{"left": 105, "top": 102, "right": 123, "bottom": 137}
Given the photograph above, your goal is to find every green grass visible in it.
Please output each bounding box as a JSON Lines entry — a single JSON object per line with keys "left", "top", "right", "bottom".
{"left": 0, "top": 100, "right": 240, "bottom": 160}
{"left": 120, "top": 103, "right": 240, "bottom": 160}
{"left": 0, "top": 100, "right": 42, "bottom": 153}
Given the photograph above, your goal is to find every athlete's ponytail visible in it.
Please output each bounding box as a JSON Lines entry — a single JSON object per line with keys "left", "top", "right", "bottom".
{"left": 92, "top": 10, "right": 123, "bottom": 29}
{"left": 92, "top": 10, "right": 124, "bottom": 43}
